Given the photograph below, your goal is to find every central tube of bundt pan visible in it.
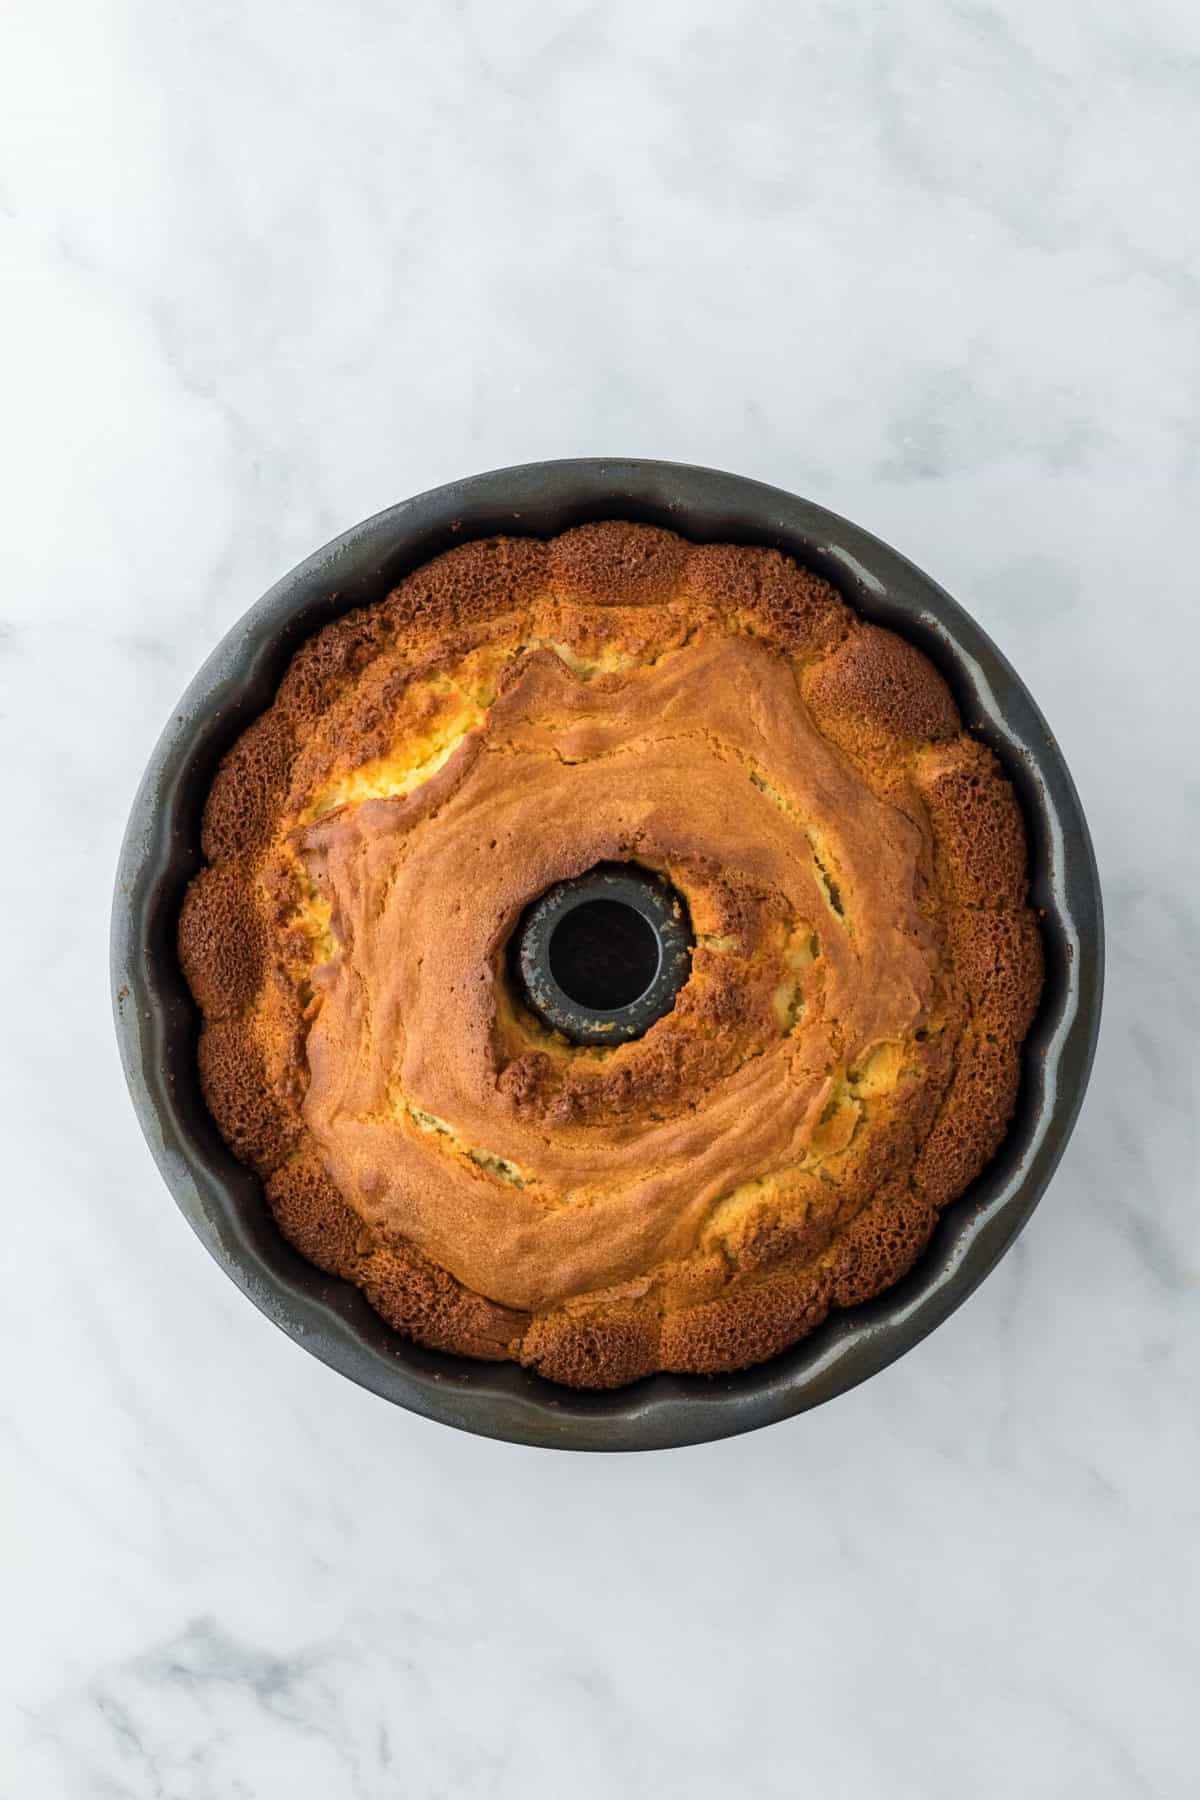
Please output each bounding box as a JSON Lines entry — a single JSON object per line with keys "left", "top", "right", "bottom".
{"left": 511, "top": 865, "right": 693, "bottom": 1046}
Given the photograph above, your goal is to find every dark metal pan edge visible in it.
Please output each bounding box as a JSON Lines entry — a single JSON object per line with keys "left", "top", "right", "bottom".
{"left": 111, "top": 459, "right": 1103, "bottom": 1451}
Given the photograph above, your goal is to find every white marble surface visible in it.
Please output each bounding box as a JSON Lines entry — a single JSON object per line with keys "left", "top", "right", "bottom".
{"left": 3, "top": 1, "right": 1198, "bottom": 1793}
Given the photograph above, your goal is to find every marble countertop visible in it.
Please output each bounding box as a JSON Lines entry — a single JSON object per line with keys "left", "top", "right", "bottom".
{"left": 4, "top": 1, "right": 1197, "bottom": 1794}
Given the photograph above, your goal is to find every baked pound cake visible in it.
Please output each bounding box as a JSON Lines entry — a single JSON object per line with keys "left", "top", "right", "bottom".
{"left": 179, "top": 523, "right": 1043, "bottom": 1388}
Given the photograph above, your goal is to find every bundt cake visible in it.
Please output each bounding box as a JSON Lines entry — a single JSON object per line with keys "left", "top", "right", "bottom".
{"left": 179, "top": 522, "right": 1042, "bottom": 1388}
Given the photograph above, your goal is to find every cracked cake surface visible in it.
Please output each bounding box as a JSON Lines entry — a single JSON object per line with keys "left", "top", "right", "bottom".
{"left": 179, "top": 521, "right": 1043, "bottom": 1388}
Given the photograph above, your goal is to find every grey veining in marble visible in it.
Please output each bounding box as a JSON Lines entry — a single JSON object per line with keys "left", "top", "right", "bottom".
{"left": 2, "top": 1, "right": 1198, "bottom": 1795}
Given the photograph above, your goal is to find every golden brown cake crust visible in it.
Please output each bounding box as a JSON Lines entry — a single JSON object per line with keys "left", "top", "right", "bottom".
{"left": 180, "top": 523, "right": 1042, "bottom": 1388}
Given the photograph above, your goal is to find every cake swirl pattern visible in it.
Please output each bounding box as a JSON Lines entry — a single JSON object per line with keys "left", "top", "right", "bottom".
{"left": 180, "top": 523, "right": 1043, "bottom": 1387}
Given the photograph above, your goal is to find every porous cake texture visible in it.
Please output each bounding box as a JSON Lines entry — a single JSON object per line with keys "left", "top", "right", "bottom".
{"left": 180, "top": 523, "right": 1042, "bottom": 1388}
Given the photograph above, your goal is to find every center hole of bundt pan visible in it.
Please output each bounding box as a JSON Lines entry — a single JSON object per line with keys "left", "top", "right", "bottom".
{"left": 551, "top": 900, "right": 658, "bottom": 1009}
{"left": 512, "top": 865, "right": 693, "bottom": 1047}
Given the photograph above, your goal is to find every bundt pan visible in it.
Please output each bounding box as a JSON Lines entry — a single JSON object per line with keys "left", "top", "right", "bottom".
{"left": 112, "top": 460, "right": 1102, "bottom": 1452}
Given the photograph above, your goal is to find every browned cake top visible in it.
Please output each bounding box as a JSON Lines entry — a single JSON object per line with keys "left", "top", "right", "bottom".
{"left": 180, "top": 523, "right": 1042, "bottom": 1387}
